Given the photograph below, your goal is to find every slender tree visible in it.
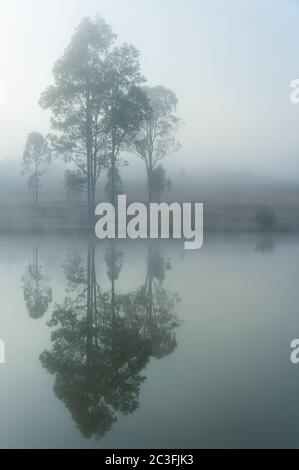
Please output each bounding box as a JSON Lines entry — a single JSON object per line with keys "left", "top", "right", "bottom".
{"left": 64, "top": 169, "right": 87, "bottom": 204}
{"left": 134, "top": 86, "right": 181, "bottom": 203}
{"left": 40, "top": 16, "right": 148, "bottom": 217}
{"left": 105, "top": 167, "right": 124, "bottom": 202}
{"left": 102, "top": 47, "right": 148, "bottom": 205}
{"left": 150, "top": 164, "right": 172, "bottom": 202}
{"left": 39, "top": 17, "right": 115, "bottom": 218}
{"left": 22, "top": 132, "right": 50, "bottom": 209}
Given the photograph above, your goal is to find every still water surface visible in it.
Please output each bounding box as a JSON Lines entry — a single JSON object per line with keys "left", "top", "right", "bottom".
{"left": 0, "top": 234, "right": 298, "bottom": 449}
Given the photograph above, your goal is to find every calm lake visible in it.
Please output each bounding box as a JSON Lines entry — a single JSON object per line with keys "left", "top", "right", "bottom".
{"left": 0, "top": 234, "right": 299, "bottom": 449}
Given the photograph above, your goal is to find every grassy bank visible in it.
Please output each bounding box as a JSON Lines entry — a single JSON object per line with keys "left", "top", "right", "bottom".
{"left": 0, "top": 198, "right": 298, "bottom": 235}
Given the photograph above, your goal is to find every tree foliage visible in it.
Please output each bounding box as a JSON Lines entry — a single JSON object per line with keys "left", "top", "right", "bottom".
{"left": 150, "top": 164, "right": 172, "bottom": 202}
{"left": 40, "top": 243, "right": 181, "bottom": 439}
{"left": 22, "top": 132, "right": 50, "bottom": 209}
{"left": 40, "top": 16, "right": 148, "bottom": 216}
{"left": 134, "top": 86, "right": 181, "bottom": 202}
{"left": 64, "top": 169, "right": 87, "bottom": 203}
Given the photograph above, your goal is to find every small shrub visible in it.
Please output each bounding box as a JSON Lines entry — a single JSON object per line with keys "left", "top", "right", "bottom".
{"left": 255, "top": 209, "right": 276, "bottom": 232}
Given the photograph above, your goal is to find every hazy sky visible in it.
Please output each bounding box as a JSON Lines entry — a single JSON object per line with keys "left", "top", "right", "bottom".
{"left": 1, "top": 0, "right": 299, "bottom": 179}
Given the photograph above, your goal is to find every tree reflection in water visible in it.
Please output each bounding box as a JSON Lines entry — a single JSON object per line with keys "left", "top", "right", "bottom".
{"left": 40, "top": 242, "right": 181, "bottom": 440}
{"left": 22, "top": 246, "right": 53, "bottom": 319}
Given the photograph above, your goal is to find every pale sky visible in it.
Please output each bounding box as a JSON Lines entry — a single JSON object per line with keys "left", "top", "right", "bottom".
{"left": 1, "top": 0, "right": 299, "bottom": 179}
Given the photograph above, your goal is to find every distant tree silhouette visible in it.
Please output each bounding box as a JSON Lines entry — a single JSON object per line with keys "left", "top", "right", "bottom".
{"left": 150, "top": 165, "right": 172, "bottom": 202}
{"left": 22, "top": 132, "right": 50, "bottom": 209}
{"left": 134, "top": 86, "right": 181, "bottom": 203}
{"left": 255, "top": 209, "right": 277, "bottom": 232}
{"left": 102, "top": 77, "right": 148, "bottom": 206}
{"left": 64, "top": 170, "right": 87, "bottom": 204}
{"left": 105, "top": 168, "right": 124, "bottom": 203}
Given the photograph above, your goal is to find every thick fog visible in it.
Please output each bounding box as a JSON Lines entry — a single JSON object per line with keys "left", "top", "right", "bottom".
{"left": 1, "top": 0, "right": 299, "bottom": 180}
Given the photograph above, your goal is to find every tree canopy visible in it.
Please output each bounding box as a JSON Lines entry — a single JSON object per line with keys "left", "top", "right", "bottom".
{"left": 40, "top": 16, "right": 149, "bottom": 215}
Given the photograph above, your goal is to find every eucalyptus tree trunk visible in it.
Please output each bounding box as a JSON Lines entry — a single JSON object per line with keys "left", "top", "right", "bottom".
{"left": 86, "top": 90, "right": 93, "bottom": 220}
{"left": 111, "top": 129, "right": 116, "bottom": 207}
{"left": 33, "top": 161, "right": 38, "bottom": 210}
{"left": 148, "top": 151, "right": 153, "bottom": 204}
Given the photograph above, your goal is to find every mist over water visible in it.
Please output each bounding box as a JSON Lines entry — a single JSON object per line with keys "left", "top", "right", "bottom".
{"left": 0, "top": 236, "right": 298, "bottom": 449}
{"left": 1, "top": 0, "right": 299, "bottom": 452}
